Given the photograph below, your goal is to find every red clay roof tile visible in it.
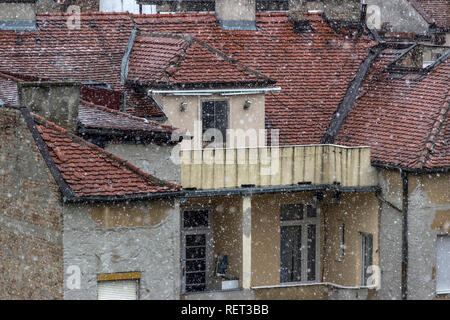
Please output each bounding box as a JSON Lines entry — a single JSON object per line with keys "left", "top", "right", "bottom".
{"left": 33, "top": 114, "right": 181, "bottom": 198}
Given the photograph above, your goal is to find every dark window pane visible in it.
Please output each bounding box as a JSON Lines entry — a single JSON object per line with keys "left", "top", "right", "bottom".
{"left": 202, "top": 101, "right": 228, "bottom": 143}
{"left": 186, "top": 247, "right": 206, "bottom": 259}
{"left": 215, "top": 101, "right": 228, "bottom": 143}
{"left": 202, "top": 101, "right": 215, "bottom": 134}
{"left": 183, "top": 210, "right": 209, "bottom": 228}
{"left": 307, "top": 224, "right": 317, "bottom": 281}
{"left": 280, "top": 226, "right": 302, "bottom": 283}
{"left": 362, "top": 233, "right": 373, "bottom": 285}
{"left": 281, "top": 203, "right": 304, "bottom": 221}
{"left": 186, "top": 272, "right": 206, "bottom": 285}
{"left": 186, "top": 260, "right": 206, "bottom": 272}
{"left": 186, "top": 234, "right": 206, "bottom": 246}
{"left": 306, "top": 204, "right": 317, "bottom": 218}
{"left": 185, "top": 284, "right": 206, "bottom": 293}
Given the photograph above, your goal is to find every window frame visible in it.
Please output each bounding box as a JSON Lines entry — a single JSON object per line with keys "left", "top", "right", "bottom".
{"left": 361, "top": 232, "right": 374, "bottom": 287}
{"left": 436, "top": 234, "right": 450, "bottom": 295}
{"left": 201, "top": 99, "right": 229, "bottom": 144}
{"left": 279, "top": 202, "right": 320, "bottom": 284}
{"left": 180, "top": 207, "right": 214, "bottom": 294}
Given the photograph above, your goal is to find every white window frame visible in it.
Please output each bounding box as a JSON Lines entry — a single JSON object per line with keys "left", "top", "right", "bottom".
{"left": 436, "top": 234, "right": 450, "bottom": 295}
{"left": 279, "top": 202, "right": 320, "bottom": 284}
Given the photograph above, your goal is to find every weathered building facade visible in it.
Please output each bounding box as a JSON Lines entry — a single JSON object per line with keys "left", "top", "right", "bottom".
{"left": 0, "top": 0, "right": 448, "bottom": 300}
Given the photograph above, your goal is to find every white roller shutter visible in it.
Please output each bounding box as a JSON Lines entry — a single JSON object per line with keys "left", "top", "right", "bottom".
{"left": 98, "top": 280, "right": 138, "bottom": 300}
{"left": 436, "top": 235, "right": 450, "bottom": 294}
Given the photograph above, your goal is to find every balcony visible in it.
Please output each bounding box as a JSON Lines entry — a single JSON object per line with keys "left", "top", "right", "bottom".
{"left": 180, "top": 144, "right": 378, "bottom": 190}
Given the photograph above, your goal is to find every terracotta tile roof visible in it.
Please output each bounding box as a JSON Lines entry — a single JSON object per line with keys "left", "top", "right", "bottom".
{"left": 128, "top": 34, "right": 274, "bottom": 87}
{"left": 132, "top": 12, "right": 376, "bottom": 145}
{"left": 80, "top": 85, "right": 165, "bottom": 119}
{"left": 416, "top": 0, "right": 450, "bottom": 29}
{"left": 0, "top": 11, "right": 375, "bottom": 144}
{"left": 125, "top": 89, "right": 166, "bottom": 118}
{"left": 79, "top": 101, "right": 177, "bottom": 134}
{"left": 336, "top": 52, "right": 450, "bottom": 170}
{"left": 33, "top": 113, "right": 181, "bottom": 198}
{"left": 0, "top": 12, "right": 134, "bottom": 89}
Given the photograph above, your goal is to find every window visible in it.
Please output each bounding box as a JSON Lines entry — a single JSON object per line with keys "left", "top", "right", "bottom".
{"left": 361, "top": 233, "right": 373, "bottom": 286}
{"left": 280, "top": 203, "right": 319, "bottom": 283}
{"left": 202, "top": 100, "right": 228, "bottom": 143}
{"left": 182, "top": 209, "right": 212, "bottom": 293}
{"left": 436, "top": 235, "right": 450, "bottom": 294}
{"left": 97, "top": 272, "right": 140, "bottom": 300}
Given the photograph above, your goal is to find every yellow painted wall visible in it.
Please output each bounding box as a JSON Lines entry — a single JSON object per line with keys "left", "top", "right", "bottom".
{"left": 87, "top": 199, "right": 176, "bottom": 228}
{"left": 322, "top": 192, "right": 380, "bottom": 286}
{"left": 181, "top": 197, "right": 243, "bottom": 287}
{"left": 251, "top": 192, "right": 318, "bottom": 287}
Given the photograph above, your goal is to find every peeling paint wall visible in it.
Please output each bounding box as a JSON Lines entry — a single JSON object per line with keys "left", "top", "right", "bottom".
{"left": 156, "top": 93, "right": 266, "bottom": 150}
{"left": 407, "top": 173, "right": 450, "bottom": 300}
{"left": 322, "top": 192, "right": 380, "bottom": 287}
{"left": 63, "top": 199, "right": 181, "bottom": 300}
{"left": 378, "top": 170, "right": 450, "bottom": 300}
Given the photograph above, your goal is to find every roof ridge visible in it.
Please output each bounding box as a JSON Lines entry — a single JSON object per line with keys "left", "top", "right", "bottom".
{"left": 413, "top": 91, "right": 450, "bottom": 168}
{"left": 192, "top": 38, "right": 275, "bottom": 83}
{"left": 81, "top": 100, "right": 177, "bottom": 131}
{"left": 32, "top": 113, "right": 181, "bottom": 190}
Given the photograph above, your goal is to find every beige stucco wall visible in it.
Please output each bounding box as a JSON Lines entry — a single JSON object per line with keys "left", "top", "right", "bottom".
{"left": 251, "top": 191, "right": 379, "bottom": 288}
{"left": 182, "top": 190, "right": 380, "bottom": 298}
{"left": 322, "top": 192, "right": 380, "bottom": 286}
{"left": 155, "top": 93, "right": 266, "bottom": 150}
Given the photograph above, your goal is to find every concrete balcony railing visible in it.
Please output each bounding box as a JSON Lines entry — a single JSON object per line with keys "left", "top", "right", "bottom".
{"left": 180, "top": 145, "right": 378, "bottom": 190}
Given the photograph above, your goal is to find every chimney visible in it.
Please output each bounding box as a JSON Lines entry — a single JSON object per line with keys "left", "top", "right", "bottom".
{"left": 215, "top": 0, "right": 256, "bottom": 30}
{"left": 18, "top": 82, "right": 80, "bottom": 133}
{"left": 0, "top": 0, "right": 37, "bottom": 31}
{"left": 289, "top": 0, "right": 362, "bottom": 23}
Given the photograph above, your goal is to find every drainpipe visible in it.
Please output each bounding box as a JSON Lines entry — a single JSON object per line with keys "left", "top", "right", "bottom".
{"left": 400, "top": 170, "right": 409, "bottom": 300}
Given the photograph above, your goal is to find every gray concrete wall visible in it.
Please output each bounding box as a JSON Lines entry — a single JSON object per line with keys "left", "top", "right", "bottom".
{"left": 407, "top": 174, "right": 450, "bottom": 300}
{"left": 289, "top": 0, "right": 361, "bottom": 21}
{"left": 63, "top": 200, "right": 181, "bottom": 300}
{"left": 105, "top": 143, "right": 180, "bottom": 184}
{"left": 19, "top": 83, "right": 80, "bottom": 134}
{"left": 365, "top": 0, "right": 430, "bottom": 34}
{"left": 378, "top": 170, "right": 403, "bottom": 300}
{"left": 0, "top": 3, "right": 36, "bottom": 20}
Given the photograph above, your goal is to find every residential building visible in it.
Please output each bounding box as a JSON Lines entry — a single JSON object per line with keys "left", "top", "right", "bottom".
{"left": 0, "top": 0, "right": 448, "bottom": 300}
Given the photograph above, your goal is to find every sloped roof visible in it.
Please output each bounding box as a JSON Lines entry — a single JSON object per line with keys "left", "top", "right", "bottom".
{"left": 128, "top": 33, "right": 274, "bottom": 87}
{"left": 336, "top": 51, "right": 450, "bottom": 170}
{"left": 415, "top": 0, "right": 450, "bottom": 29}
{"left": 78, "top": 101, "right": 178, "bottom": 135}
{"left": 132, "top": 11, "right": 375, "bottom": 144}
{"left": 32, "top": 112, "right": 181, "bottom": 199}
